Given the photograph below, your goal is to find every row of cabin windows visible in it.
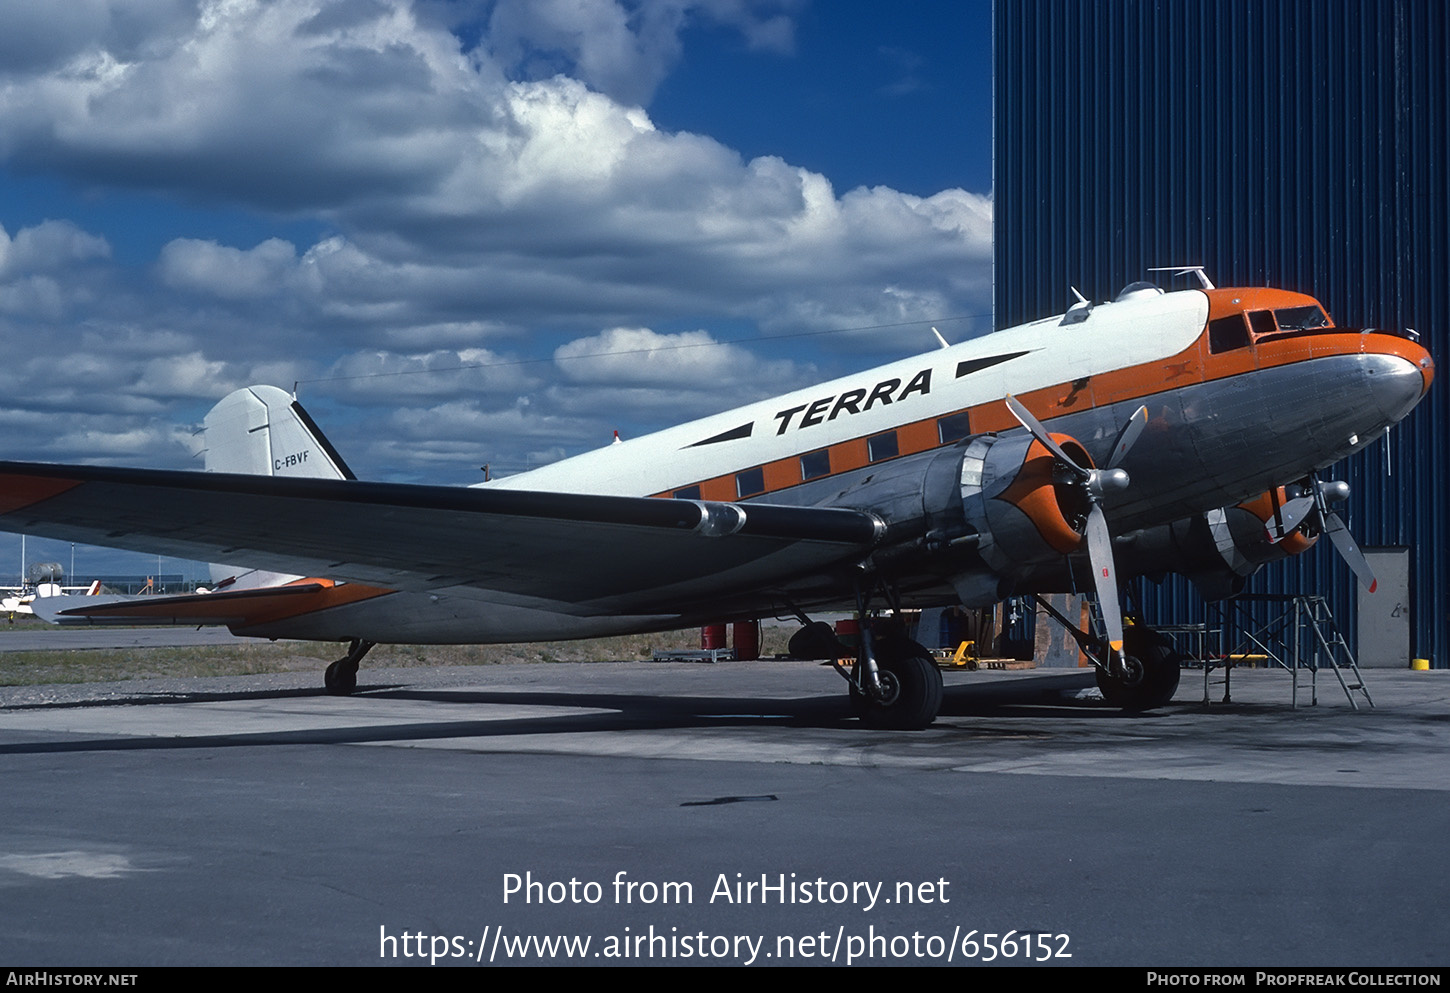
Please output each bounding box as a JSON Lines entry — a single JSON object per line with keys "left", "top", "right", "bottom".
{"left": 671, "top": 412, "right": 975, "bottom": 500}
{"left": 1209, "top": 305, "right": 1331, "bottom": 354}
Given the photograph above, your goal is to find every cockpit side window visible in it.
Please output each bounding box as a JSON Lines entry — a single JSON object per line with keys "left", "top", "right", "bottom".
{"left": 1247, "top": 310, "right": 1278, "bottom": 336}
{"left": 1209, "top": 314, "right": 1251, "bottom": 353}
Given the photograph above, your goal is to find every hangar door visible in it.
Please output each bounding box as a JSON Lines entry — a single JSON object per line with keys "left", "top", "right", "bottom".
{"left": 1358, "top": 547, "right": 1411, "bottom": 668}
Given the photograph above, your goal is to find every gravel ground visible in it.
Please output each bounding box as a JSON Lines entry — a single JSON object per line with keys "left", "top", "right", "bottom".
{"left": 0, "top": 655, "right": 785, "bottom": 709}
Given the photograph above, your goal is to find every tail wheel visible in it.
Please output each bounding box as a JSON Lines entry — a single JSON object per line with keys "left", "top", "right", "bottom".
{"left": 854, "top": 639, "right": 943, "bottom": 730}
{"left": 1096, "top": 627, "right": 1181, "bottom": 711}
{"left": 323, "top": 638, "right": 374, "bottom": 696}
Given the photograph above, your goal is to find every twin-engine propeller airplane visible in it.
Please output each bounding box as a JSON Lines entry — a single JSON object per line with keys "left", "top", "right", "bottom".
{"left": 0, "top": 275, "right": 1433, "bottom": 728}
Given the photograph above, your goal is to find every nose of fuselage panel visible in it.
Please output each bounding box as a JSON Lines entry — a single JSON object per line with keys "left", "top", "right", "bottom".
{"left": 1362, "top": 334, "right": 1434, "bottom": 423}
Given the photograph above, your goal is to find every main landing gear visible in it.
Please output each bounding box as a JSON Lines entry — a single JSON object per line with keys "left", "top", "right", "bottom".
{"left": 847, "top": 638, "right": 943, "bottom": 730}
{"left": 791, "top": 580, "right": 944, "bottom": 731}
{"left": 1029, "top": 595, "right": 1181, "bottom": 711}
{"left": 323, "top": 638, "right": 375, "bottom": 696}
{"left": 1096, "top": 625, "right": 1181, "bottom": 710}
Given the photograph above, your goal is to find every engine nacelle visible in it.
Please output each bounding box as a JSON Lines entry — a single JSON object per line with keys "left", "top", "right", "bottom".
{"left": 819, "top": 430, "right": 1100, "bottom": 606}
{"left": 1118, "top": 486, "right": 1321, "bottom": 599}
{"left": 960, "top": 432, "right": 1094, "bottom": 557}
{"left": 819, "top": 433, "right": 1330, "bottom": 606}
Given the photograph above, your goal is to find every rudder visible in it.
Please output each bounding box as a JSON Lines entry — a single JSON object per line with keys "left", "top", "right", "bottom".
{"left": 203, "top": 385, "right": 354, "bottom": 480}
{"left": 201, "top": 386, "right": 354, "bottom": 590}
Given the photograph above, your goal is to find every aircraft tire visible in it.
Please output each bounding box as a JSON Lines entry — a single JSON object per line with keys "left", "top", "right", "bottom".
{"left": 857, "top": 644, "right": 943, "bottom": 730}
{"left": 324, "top": 659, "right": 358, "bottom": 696}
{"left": 1096, "top": 627, "right": 1181, "bottom": 711}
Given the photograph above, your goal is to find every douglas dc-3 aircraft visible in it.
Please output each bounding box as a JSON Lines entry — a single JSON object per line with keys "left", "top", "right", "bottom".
{"left": 0, "top": 276, "right": 1434, "bottom": 728}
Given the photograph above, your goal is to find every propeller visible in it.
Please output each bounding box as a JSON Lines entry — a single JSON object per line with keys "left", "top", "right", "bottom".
{"left": 1005, "top": 396, "right": 1148, "bottom": 657}
{"left": 1307, "top": 474, "right": 1377, "bottom": 593}
{"left": 1262, "top": 477, "right": 1376, "bottom": 592}
{"left": 1264, "top": 488, "right": 1316, "bottom": 541}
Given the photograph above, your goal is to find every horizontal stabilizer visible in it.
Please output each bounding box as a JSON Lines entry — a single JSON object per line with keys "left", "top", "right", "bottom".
{"left": 31, "top": 581, "right": 391, "bottom": 627}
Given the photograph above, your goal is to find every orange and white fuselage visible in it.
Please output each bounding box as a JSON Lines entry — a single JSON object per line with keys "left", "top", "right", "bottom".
{"left": 11, "top": 282, "right": 1434, "bottom": 642}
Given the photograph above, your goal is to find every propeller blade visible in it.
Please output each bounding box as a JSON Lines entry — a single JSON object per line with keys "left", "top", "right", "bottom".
{"left": 1106, "top": 405, "right": 1148, "bottom": 469}
{"left": 1004, "top": 395, "right": 1088, "bottom": 476}
{"left": 1322, "top": 511, "right": 1378, "bottom": 592}
{"left": 1084, "top": 503, "right": 1124, "bottom": 652}
{"left": 1266, "top": 496, "right": 1316, "bottom": 541}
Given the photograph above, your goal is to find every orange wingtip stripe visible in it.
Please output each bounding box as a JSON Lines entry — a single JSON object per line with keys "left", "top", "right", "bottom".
{"left": 0, "top": 475, "right": 83, "bottom": 515}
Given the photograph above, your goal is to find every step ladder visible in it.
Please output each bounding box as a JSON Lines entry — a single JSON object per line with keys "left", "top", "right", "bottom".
{"left": 1292, "top": 595, "right": 1373, "bottom": 710}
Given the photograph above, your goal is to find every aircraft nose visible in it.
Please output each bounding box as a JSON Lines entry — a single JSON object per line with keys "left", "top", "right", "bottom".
{"left": 1365, "top": 338, "right": 1434, "bottom": 424}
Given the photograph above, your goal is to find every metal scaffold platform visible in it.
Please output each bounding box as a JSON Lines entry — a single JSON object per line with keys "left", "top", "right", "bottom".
{"left": 1203, "top": 594, "right": 1373, "bottom": 710}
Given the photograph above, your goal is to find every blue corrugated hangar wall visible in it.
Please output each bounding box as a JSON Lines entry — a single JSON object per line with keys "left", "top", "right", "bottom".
{"left": 993, "top": 0, "right": 1448, "bottom": 666}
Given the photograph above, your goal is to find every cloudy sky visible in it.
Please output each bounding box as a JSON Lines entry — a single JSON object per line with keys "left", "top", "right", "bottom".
{"left": 0, "top": 0, "right": 993, "bottom": 581}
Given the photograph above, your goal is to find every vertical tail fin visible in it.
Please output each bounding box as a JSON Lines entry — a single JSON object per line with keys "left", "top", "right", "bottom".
{"left": 201, "top": 386, "right": 354, "bottom": 589}
{"left": 203, "top": 385, "right": 354, "bottom": 480}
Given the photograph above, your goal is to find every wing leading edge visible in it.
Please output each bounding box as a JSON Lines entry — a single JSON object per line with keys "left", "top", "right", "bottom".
{"left": 0, "top": 462, "right": 883, "bottom": 617}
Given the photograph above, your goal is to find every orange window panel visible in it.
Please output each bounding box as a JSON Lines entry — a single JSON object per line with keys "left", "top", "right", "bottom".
{"left": 762, "top": 458, "right": 800, "bottom": 494}
{"left": 971, "top": 402, "right": 1019, "bottom": 434}
{"left": 896, "top": 418, "right": 938, "bottom": 456}
{"left": 831, "top": 437, "right": 870, "bottom": 473}
{"left": 699, "top": 476, "right": 735, "bottom": 502}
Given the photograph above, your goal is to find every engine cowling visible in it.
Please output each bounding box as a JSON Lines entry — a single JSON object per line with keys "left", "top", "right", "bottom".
{"left": 961, "top": 431, "right": 1095, "bottom": 558}
{"left": 815, "top": 432, "right": 1329, "bottom": 607}
{"left": 1118, "top": 486, "right": 1321, "bottom": 599}
{"left": 819, "top": 430, "right": 1103, "bottom": 606}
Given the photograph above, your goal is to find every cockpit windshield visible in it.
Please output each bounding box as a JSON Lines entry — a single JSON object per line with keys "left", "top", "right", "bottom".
{"left": 1272, "top": 305, "right": 1332, "bottom": 332}
{"left": 1208, "top": 302, "right": 1335, "bottom": 354}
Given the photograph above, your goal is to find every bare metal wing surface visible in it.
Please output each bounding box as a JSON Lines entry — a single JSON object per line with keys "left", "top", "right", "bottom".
{"left": 0, "top": 462, "right": 882, "bottom": 616}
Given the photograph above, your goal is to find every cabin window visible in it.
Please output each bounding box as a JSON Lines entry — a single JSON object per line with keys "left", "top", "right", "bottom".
{"left": 867, "top": 431, "right": 899, "bottom": 462}
{"left": 938, "top": 411, "right": 972, "bottom": 444}
{"left": 735, "top": 466, "right": 765, "bottom": 498}
{"left": 1209, "top": 315, "right": 1251, "bottom": 353}
{"left": 673, "top": 485, "right": 701, "bottom": 500}
{"left": 800, "top": 449, "right": 830, "bottom": 480}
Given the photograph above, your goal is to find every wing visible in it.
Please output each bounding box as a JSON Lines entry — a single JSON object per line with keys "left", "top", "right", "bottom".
{"left": 0, "top": 462, "right": 882, "bottom": 616}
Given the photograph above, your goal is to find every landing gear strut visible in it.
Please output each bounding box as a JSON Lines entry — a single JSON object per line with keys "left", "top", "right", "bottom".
{"left": 794, "top": 578, "right": 943, "bottom": 730}
{"left": 1029, "top": 595, "right": 1180, "bottom": 711}
{"left": 324, "top": 638, "right": 375, "bottom": 696}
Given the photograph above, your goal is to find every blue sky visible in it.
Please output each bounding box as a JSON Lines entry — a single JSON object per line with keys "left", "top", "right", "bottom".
{"left": 0, "top": 0, "right": 993, "bottom": 582}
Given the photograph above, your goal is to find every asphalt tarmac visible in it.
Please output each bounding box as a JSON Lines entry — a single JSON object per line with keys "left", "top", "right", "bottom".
{"left": 2, "top": 657, "right": 1447, "bottom": 968}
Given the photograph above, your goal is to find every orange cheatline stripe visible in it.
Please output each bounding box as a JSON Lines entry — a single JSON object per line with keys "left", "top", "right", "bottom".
{"left": 0, "top": 475, "right": 83, "bottom": 515}
{"left": 649, "top": 324, "right": 1429, "bottom": 505}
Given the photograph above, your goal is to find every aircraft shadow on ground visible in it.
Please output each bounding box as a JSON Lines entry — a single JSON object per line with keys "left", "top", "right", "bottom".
{"left": 0, "top": 672, "right": 1160, "bottom": 755}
